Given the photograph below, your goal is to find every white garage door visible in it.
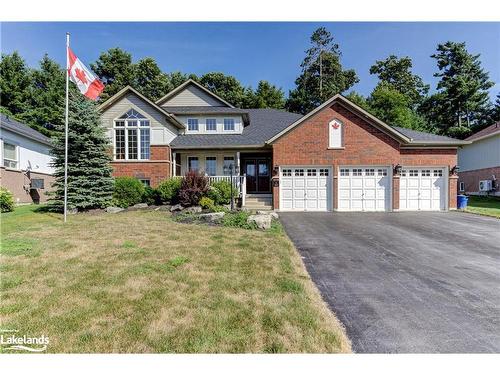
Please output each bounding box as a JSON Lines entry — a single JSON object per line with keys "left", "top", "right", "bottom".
{"left": 338, "top": 167, "right": 391, "bottom": 211}
{"left": 400, "top": 168, "right": 446, "bottom": 211}
{"left": 280, "top": 167, "right": 332, "bottom": 211}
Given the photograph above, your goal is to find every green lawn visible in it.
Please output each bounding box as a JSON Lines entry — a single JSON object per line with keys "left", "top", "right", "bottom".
{"left": 0, "top": 205, "right": 350, "bottom": 353}
{"left": 464, "top": 195, "right": 500, "bottom": 219}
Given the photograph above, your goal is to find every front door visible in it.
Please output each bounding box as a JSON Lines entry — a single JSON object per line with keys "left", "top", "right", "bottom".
{"left": 244, "top": 158, "right": 271, "bottom": 193}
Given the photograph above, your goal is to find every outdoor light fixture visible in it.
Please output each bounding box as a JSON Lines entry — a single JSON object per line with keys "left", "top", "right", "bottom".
{"left": 394, "top": 164, "right": 402, "bottom": 175}
{"left": 451, "top": 165, "right": 460, "bottom": 175}
{"left": 273, "top": 165, "right": 279, "bottom": 176}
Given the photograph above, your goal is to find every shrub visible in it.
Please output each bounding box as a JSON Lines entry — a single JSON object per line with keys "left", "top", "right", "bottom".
{"left": 208, "top": 180, "right": 236, "bottom": 205}
{"left": 222, "top": 211, "right": 257, "bottom": 229}
{"left": 178, "top": 171, "right": 209, "bottom": 207}
{"left": 0, "top": 187, "right": 15, "bottom": 213}
{"left": 199, "top": 197, "right": 215, "bottom": 210}
{"left": 113, "top": 177, "right": 145, "bottom": 208}
{"left": 142, "top": 186, "right": 161, "bottom": 205}
{"left": 157, "top": 177, "right": 182, "bottom": 203}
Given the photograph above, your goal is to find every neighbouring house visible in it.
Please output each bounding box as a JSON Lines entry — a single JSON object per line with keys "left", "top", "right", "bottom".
{"left": 458, "top": 122, "right": 500, "bottom": 196}
{"left": 98, "top": 79, "right": 468, "bottom": 211}
{"left": 0, "top": 114, "right": 55, "bottom": 203}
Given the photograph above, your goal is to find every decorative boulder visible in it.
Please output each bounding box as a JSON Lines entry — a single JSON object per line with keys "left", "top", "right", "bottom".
{"left": 105, "top": 206, "right": 124, "bottom": 214}
{"left": 170, "top": 204, "right": 184, "bottom": 212}
{"left": 199, "top": 212, "right": 225, "bottom": 223}
{"left": 184, "top": 206, "right": 202, "bottom": 214}
{"left": 256, "top": 210, "right": 279, "bottom": 219}
{"left": 247, "top": 214, "right": 271, "bottom": 230}
{"left": 131, "top": 203, "right": 148, "bottom": 210}
{"left": 154, "top": 205, "right": 171, "bottom": 211}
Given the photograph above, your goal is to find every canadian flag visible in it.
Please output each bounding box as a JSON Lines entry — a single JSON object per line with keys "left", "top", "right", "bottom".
{"left": 68, "top": 47, "right": 104, "bottom": 100}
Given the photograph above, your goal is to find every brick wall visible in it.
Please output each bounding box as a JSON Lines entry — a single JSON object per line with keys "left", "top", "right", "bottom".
{"left": 0, "top": 168, "right": 55, "bottom": 204}
{"left": 458, "top": 166, "right": 500, "bottom": 195}
{"left": 272, "top": 103, "right": 458, "bottom": 210}
{"left": 111, "top": 145, "right": 171, "bottom": 187}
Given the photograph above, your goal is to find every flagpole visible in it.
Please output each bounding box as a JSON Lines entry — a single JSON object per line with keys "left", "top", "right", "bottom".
{"left": 63, "top": 32, "right": 70, "bottom": 223}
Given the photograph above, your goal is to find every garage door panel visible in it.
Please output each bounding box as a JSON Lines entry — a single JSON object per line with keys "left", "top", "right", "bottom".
{"left": 399, "top": 168, "right": 445, "bottom": 211}
{"left": 339, "top": 189, "right": 350, "bottom": 199}
{"left": 280, "top": 167, "right": 331, "bottom": 212}
{"left": 306, "top": 179, "right": 318, "bottom": 188}
{"left": 338, "top": 166, "right": 390, "bottom": 212}
{"left": 364, "top": 179, "right": 376, "bottom": 188}
{"left": 351, "top": 179, "right": 363, "bottom": 188}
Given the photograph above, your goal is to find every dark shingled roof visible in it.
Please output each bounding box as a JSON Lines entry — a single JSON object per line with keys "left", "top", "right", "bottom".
{"left": 0, "top": 114, "right": 52, "bottom": 145}
{"left": 163, "top": 106, "right": 249, "bottom": 115}
{"left": 392, "top": 126, "right": 461, "bottom": 143}
{"left": 465, "top": 122, "right": 500, "bottom": 141}
{"left": 170, "top": 108, "right": 302, "bottom": 148}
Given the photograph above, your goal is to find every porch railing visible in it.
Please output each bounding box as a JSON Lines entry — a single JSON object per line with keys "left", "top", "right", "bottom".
{"left": 207, "top": 175, "right": 247, "bottom": 207}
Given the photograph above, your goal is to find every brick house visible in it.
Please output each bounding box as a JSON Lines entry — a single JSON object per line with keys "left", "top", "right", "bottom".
{"left": 458, "top": 122, "right": 500, "bottom": 196}
{"left": 98, "top": 80, "right": 468, "bottom": 211}
{"left": 0, "top": 114, "right": 55, "bottom": 203}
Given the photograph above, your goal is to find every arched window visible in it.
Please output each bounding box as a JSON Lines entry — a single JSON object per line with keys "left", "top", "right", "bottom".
{"left": 114, "top": 109, "right": 150, "bottom": 160}
{"left": 328, "top": 119, "right": 343, "bottom": 148}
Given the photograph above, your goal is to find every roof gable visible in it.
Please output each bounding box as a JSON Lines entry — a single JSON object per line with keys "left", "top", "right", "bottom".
{"left": 267, "top": 94, "right": 468, "bottom": 146}
{"left": 97, "top": 86, "right": 184, "bottom": 129}
{"left": 0, "top": 114, "right": 52, "bottom": 146}
{"left": 465, "top": 122, "right": 500, "bottom": 142}
{"left": 156, "top": 79, "right": 234, "bottom": 108}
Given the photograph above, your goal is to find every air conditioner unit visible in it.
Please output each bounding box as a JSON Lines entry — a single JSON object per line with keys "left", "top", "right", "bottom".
{"left": 479, "top": 180, "right": 492, "bottom": 192}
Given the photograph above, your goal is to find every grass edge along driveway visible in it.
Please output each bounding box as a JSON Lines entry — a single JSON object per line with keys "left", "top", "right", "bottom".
{"left": 0, "top": 205, "right": 351, "bottom": 353}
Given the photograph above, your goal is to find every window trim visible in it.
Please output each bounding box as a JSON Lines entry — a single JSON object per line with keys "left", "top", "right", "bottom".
{"left": 205, "top": 118, "right": 217, "bottom": 132}
{"left": 205, "top": 156, "right": 217, "bottom": 176}
{"left": 328, "top": 118, "right": 344, "bottom": 149}
{"left": 113, "top": 108, "right": 151, "bottom": 161}
{"left": 459, "top": 181, "right": 465, "bottom": 192}
{"left": 187, "top": 156, "right": 199, "bottom": 172}
{"left": 223, "top": 118, "right": 235, "bottom": 132}
{"left": 1, "top": 139, "right": 20, "bottom": 170}
{"left": 187, "top": 118, "right": 199, "bottom": 132}
{"left": 223, "top": 156, "right": 235, "bottom": 175}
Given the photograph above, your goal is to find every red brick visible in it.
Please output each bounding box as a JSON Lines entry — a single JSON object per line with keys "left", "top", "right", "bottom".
{"left": 272, "top": 103, "right": 458, "bottom": 210}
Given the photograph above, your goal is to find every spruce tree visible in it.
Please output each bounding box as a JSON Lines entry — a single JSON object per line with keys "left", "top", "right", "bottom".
{"left": 49, "top": 92, "right": 114, "bottom": 212}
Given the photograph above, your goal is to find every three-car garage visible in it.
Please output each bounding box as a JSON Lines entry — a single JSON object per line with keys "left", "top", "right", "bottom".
{"left": 279, "top": 166, "right": 448, "bottom": 212}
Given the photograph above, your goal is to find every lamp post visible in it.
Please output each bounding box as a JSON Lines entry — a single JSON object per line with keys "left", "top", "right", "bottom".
{"left": 223, "top": 164, "right": 235, "bottom": 211}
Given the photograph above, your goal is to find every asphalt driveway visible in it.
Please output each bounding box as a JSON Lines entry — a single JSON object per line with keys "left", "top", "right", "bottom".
{"left": 280, "top": 211, "right": 500, "bottom": 353}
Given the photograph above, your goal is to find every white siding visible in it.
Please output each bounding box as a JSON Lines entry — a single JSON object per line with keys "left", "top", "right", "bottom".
{"left": 177, "top": 115, "right": 244, "bottom": 135}
{"left": 0, "top": 128, "right": 54, "bottom": 174}
{"left": 161, "top": 85, "right": 226, "bottom": 107}
{"left": 100, "top": 93, "right": 178, "bottom": 145}
{"left": 458, "top": 134, "right": 500, "bottom": 172}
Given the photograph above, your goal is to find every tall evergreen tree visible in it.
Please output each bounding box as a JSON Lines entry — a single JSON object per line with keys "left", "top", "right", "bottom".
{"left": 133, "top": 57, "right": 172, "bottom": 101}
{"left": 91, "top": 48, "right": 135, "bottom": 102}
{"left": 425, "top": 41, "right": 494, "bottom": 137}
{"left": 50, "top": 93, "right": 114, "bottom": 212}
{"left": 19, "top": 54, "right": 67, "bottom": 136}
{"left": 248, "top": 80, "right": 286, "bottom": 109}
{"left": 369, "top": 55, "right": 429, "bottom": 107}
{"left": 0, "top": 51, "right": 31, "bottom": 116}
{"left": 199, "top": 72, "right": 247, "bottom": 107}
{"left": 286, "top": 27, "right": 358, "bottom": 114}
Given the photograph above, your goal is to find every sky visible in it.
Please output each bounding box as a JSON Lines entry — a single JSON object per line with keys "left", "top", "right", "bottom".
{"left": 1, "top": 22, "right": 499, "bottom": 100}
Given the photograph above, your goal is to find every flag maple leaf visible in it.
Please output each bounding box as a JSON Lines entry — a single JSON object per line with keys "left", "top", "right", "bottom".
{"left": 75, "top": 68, "right": 88, "bottom": 84}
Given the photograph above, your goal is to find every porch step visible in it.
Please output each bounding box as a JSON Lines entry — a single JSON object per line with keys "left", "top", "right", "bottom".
{"left": 244, "top": 194, "right": 272, "bottom": 209}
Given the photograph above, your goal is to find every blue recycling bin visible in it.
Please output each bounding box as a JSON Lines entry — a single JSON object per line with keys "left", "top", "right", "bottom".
{"left": 457, "top": 194, "right": 468, "bottom": 210}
